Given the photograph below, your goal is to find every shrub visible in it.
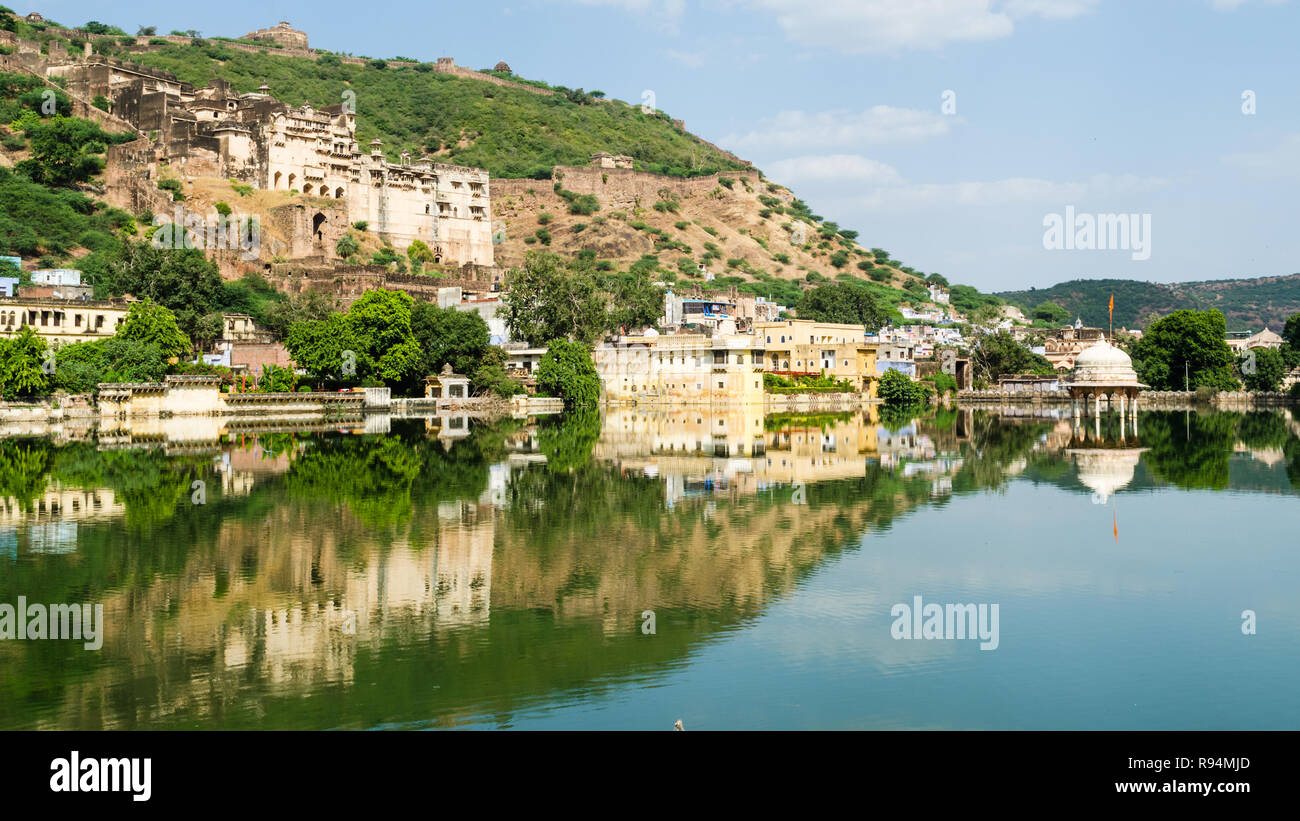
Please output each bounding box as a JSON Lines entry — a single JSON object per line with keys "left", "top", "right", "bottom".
{"left": 879, "top": 368, "right": 931, "bottom": 405}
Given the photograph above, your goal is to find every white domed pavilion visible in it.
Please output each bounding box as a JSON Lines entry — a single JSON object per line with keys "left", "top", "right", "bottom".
{"left": 1063, "top": 339, "right": 1146, "bottom": 418}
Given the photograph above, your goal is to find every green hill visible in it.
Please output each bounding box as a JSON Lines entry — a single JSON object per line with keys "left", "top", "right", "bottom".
{"left": 128, "top": 43, "right": 750, "bottom": 180}
{"left": 997, "top": 275, "right": 1300, "bottom": 332}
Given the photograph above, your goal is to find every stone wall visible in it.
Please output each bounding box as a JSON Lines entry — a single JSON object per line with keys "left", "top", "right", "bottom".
{"left": 494, "top": 167, "right": 763, "bottom": 211}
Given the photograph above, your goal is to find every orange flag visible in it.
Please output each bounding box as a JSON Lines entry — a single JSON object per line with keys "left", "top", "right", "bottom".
{"left": 1108, "top": 294, "right": 1114, "bottom": 320}
{"left": 1113, "top": 508, "right": 1118, "bottom": 542}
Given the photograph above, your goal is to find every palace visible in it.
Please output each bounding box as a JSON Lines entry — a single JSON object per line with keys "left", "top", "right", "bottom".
{"left": 52, "top": 60, "right": 494, "bottom": 266}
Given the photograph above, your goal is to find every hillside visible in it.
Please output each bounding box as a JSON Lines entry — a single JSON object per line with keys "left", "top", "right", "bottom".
{"left": 129, "top": 43, "right": 749, "bottom": 180}
{"left": 116, "top": 38, "right": 945, "bottom": 303}
{"left": 997, "top": 275, "right": 1300, "bottom": 332}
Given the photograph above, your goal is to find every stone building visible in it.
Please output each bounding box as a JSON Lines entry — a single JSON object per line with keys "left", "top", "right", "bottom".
{"left": 67, "top": 59, "right": 494, "bottom": 266}
{"left": 590, "top": 152, "right": 634, "bottom": 169}
{"left": 242, "top": 22, "right": 310, "bottom": 51}
{"left": 0, "top": 297, "right": 130, "bottom": 346}
{"left": 756, "top": 319, "right": 880, "bottom": 395}
{"left": 595, "top": 332, "right": 766, "bottom": 404}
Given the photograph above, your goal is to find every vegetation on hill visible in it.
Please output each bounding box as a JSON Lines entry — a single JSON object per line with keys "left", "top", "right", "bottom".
{"left": 997, "top": 276, "right": 1300, "bottom": 332}
{"left": 126, "top": 43, "right": 749, "bottom": 179}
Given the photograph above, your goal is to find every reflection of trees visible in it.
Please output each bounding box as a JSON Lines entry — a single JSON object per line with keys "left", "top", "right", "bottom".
{"left": 951, "top": 413, "right": 1054, "bottom": 493}
{"left": 879, "top": 402, "right": 926, "bottom": 432}
{"left": 284, "top": 430, "right": 492, "bottom": 528}
{"left": 537, "top": 409, "right": 601, "bottom": 473}
{"left": 1235, "top": 411, "right": 1291, "bottom": 451}
{"left": 0, "top": 439, "right": 49, "bottom": 511}
{"left": 1139, "top": 411, "right": 1237, "bottom": 490}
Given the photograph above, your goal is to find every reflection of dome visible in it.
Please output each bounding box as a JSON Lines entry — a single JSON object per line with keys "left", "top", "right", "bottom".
{"left": 1068, "top": 449, "right": 1144, "bottom": 502}
{"left": 1068, "top": 340, "right": 1144, "bottom": 388}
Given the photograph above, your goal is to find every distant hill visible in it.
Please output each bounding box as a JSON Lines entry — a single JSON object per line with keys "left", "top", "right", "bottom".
{"left": 996, "top": 275, "right": 1300, "bottom": 331}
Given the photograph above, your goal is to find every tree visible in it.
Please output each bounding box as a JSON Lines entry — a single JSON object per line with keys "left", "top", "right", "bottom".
{"left": 1130, "top": 310, "right": 1238, "bottom": 391}
{"left": 970, "top": 331, "right": 1054, "bottom": 382}
{"left": 262, "top": 290, "right": 336, "bottom": 339}
{"left": 407, "top": 239, "right": 437, "bottom": 267}
{"left": 878, "top": 368, "right": 930, "bottom": 405}
{"left": 335, "top": 233, "right": 360, "bottom": 260}
{"left": 605, "top": 269, "right": 663, "bottom": 332}
{"left": 285, "top": 289, "right": 421, "bottom": 387}
{"left": 104, "top": 241, "right": 226, "bottom": 338}
{"left": 535, "top": 338, "right": 600, "bottom": 406}
{"left": 0, "top": 326, "right": 51, "bottom": 399}
{"left": 471, "top": 346, "right": 525, "bottom": 397}
{"left": 16, "top": 117, "right": 105, "bottom": 187}
{"left": 1241, "top": 346, "right": 1285, "bottom": 392}
{"left": 1032, "top": 301, "right": 1070, "bottom": 325}
{"left": 501, "top": 252, "right": 608, "bottom": 346}
{"left": 116, "top": 299, "right": 191, "bottom": 358}
{"left": 796, "top": 281, "right": 887, "bottom": 332}
{"left": 410, "top": 301, "right": 490, "bottom": 376}
{"left": 1282, "top": 312, "right": 1300, "bottom": 369}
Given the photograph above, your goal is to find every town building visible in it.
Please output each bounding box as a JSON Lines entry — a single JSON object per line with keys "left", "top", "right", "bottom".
{"left": 595, "top": 332, "right": 766, "bottom": 404}
{"left": 755, "top": 319, "right": 880, "bottom": 395}
{"left": 1227, "top": 327, "right": 1285, "bottom": 352}
{"left": 0, "top": 297, "right": 130, "bottom": 346}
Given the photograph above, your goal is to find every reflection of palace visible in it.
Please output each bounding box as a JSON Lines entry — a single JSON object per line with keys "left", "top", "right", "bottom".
{"left": 594, "top": 408, "right": 885, "bottom": 500}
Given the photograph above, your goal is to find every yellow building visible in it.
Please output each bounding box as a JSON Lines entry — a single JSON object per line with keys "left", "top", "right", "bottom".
{"left": 595, "top": 332, "right": 766, "bottom": 404}
{"left": 0, "top": 297, "right": 129, "bottom": 346}
{"left": 755, "top": 319, "right": 879, "bottom": 397}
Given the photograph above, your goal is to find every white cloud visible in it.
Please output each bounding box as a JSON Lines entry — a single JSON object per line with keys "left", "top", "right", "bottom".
{"left": 738, "top": 0, "right": 1099, "bottom": 55}
{"left": 766, "top": 154, "right": 906, "bottom": 184}
{"left": 723, "top": 106, "right": 958, "bottom": 152}
{"left": 1224, "top": 133, "right": 1300, "bottom": 179}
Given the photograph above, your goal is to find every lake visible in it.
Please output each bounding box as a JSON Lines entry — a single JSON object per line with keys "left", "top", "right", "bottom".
{"left": 0, "top": 405, "right": 1297, "bottom": 730}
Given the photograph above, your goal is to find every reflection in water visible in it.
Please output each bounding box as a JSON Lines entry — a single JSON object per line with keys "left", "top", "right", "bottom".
{"left": 1, "top": 406, "right": 1299, "bottom": 729}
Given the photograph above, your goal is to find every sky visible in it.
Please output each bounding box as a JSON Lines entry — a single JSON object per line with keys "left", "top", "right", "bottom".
{"left": 31, "top": 0, "right": 1300, "bottom": 292}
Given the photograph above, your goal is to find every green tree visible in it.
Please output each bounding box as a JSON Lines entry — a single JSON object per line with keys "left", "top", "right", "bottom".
{"left": 410, "top": 300, "right": 490, "bottom": 376}
{"left": 116, "top": 299, "right": 192, "bottom": 358}
{"left": 15, "top": 117, "right": 105, "bottom": 187}
{"left": 471, "top": 346, "right": 525, "bottom": 397}
{"left": 103, "top": 241, "right": 226, "bottom": 338}
{"left": 970, "top": 331, "right": 1055, "bottom": 382}
{"left": 606, "top": 269, "right": 663, "bottom": 333}
{"left": 335, "top": 233, "right": 360, "bottom": 260}
{"left": 285, "top": 289, "right": 421, "bottom": 388}
{"left": 502, "top": 252, "right": 608, "bottom": 346}
{"left": 535, "top": 338, "right": 599, "bottom": 406}
{"left": 1032, "top": 301, "right": 1070, "bottom": 325}
{"left": 1241, "top": 346, "right": 1285, "bottom": 392}
{"left": 1130, "top": 310, "right": 1238, "bottom": 391}
{"left": 0, "top": 326, "right": 51, "bottom": 399}
{"left": 796, "top": 281, "right": 887, "bottom": 331}
{"left": 878, "top": 368, "right": 930, "bottom": 405}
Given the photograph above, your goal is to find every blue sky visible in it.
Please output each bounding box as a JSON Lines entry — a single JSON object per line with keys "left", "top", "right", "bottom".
{"left": 34, "top": 0, "right": 1300, "bottom": 291}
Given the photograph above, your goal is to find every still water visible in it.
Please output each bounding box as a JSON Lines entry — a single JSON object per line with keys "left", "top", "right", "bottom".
{"left": 0, "top": 406, "right": 1297, "bottom": 730}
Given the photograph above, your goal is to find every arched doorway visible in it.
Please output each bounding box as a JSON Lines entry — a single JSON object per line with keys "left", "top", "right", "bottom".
{"left": 312, "top": 212, "right": 327, "bottom": 242}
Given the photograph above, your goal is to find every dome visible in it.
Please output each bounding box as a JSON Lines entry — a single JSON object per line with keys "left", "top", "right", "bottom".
{"left": 1068, "top": 340, "right": 1144, "bottom": 387}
